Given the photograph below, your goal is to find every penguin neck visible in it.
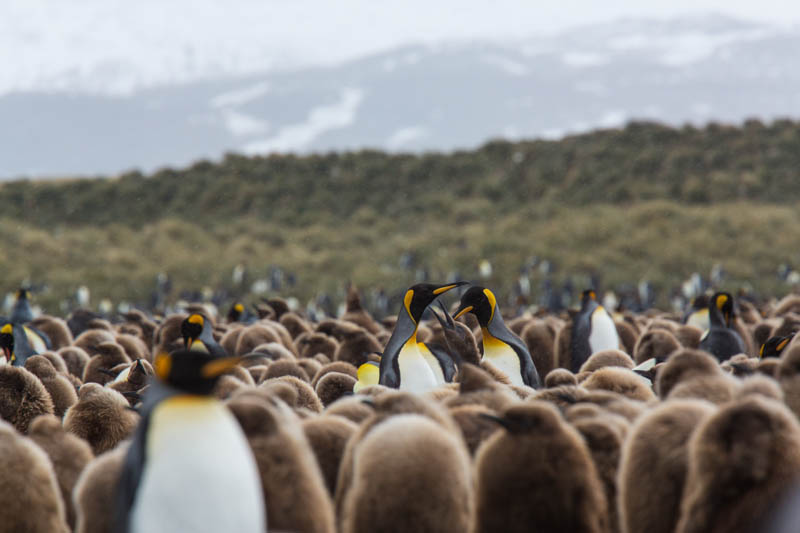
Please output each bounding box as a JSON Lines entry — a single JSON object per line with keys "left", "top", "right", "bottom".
{"left": 481, "top": 327, "right": 511, "bottom": 353}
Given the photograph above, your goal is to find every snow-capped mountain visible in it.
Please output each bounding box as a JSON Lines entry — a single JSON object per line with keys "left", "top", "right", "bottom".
{"left": 2, "top": 14, "right": 799, "bottom": 178}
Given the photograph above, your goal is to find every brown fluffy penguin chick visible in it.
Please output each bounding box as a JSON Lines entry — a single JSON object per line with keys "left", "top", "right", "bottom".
{"left": 341, "top": 285, "right": 385, "bottom": 335}
{"left": 738, "top": 374, "right": 784, "bottom": 402}
{"left": 323, "top": 396, "right": 375, "bottom": 424}
{"left": 114, "top": 333, "right": 150, "bottom": 362}
{"left": 299, "top": 332, "right": 340, "bottom": 360}
{"left": 720, "top": 354, "right": 760, "bottom": 376}
{"left": 580, "top": 349, "right": 635, "bottom": 373}
{"left": 572, "top": 416, "right": 627, "bottom": 533}
{"left": 545, "top": 368, "right": 578, "bottom": 387}
{"left": 63, "top": 383, "right": 139, "bottom": 454}
{"left": 302, "top": 415, "right": 358, "bottom": 496}
{"left": 82, "top": 342, "right": 131, "bottom": 385}
{"left": 444, "top": 363, "right": 518, "bottom": 412}
{"left": 107, "top": 359, "right": 153, "bottom": 403}
{"left": 581, "top": 367, "right": 656, "bottom": 402}
{"left": 28, "top": 414, "right": 94, "bottom": 528}
{"left": 633, "top": 328, "right": 681, "bottom": 364}
{"left": 614, "top": 320, "right": 638, "bottom": 355}
{"left": 440, "top": 318, "right": 482, "bottom": 366}
{"left": 234, "top": 324, "right": 283, "bottom": 355}
{"left": 251, "top": 341, "right": 296, "bottom": 362}
{"left": 228, "top": 396, "right": 335, "bottom": 533}
{"left": 73, "top": 328, "right": 117, "bottom": 357}
{"left": 219, "top": 324, "right": 245, "bottom": 357}
{"left": 474, "top": 401, "right": 609, "bottom": 533}
{"left": 279, "top": 311, "right": 313, "bottom": 339}
{"left": 554, "top": 319, "right": 574, "bottom": 370}
{"left": 449, "top": 404, "right": 501, "bottom": 455}
{"left": 316, "top": 372, "right": 357, "bottom": 406}
{"left": 532, "top": 384, "right": 591, "bottom": 410}
{"left": 341, "top": 414, "right": 474, "bottom": 533}
{"left": 121, "top": 309, "right": 157, "bottom": 350}
{"left": 776, "top": 344, "right": 800, "bottom": 418}
{"left": 0, "top": 365, "right": 55, "bottom": 432}
{"left": 72, "top": 442, "right": 128, "bottom": 533}
{"left": 24, "top": 355, "right": 78, "bottom": 417}
{"left": 757, "top": 356, "right": 780, "bottom": 377}
{"left": 674, "top": 324, "right": 703, "bottom": 349}
{"left": 0, "top": 419, "right": 69, "bottom": 532}
{"left": 667, "top": 374, "right": 738, "bottom": 405}
{"left": 29, "top": 315, "right": 74, "bottom": 349}
{"left": 312, "top": 361, "right": 359, "bottom": 388}
{"left": 654, "top": 349, "right": 722, "bottom": 399}
{"left": 520, "top": 320, "right": 556, "bottom": 378}
{"left": 334, "top": 390, "right": 460, "bottom": 522}
{"left": 261, "top": 375, "right": 323, "bottom": 413}
{"left": 617, "top": 399, "right": 715, "bottom": 533}
{"left": 58, "top": 346, "right": 91, "bottom": 380}
{"left": 334, "top": 328, "right": 382, "bottom": 368}
{"left": 297, "top": 357, "right": 323, "bottom": 379}
{"left": 263, "top": 359, "right": 310, "bottom": 382}
{"left": 676, "top": 397, "right": 800, "bottom": 533}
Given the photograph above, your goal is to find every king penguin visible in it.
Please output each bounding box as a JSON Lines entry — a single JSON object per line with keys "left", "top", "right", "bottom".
{"left": 379, "top": 282, "right": 466, "bottom": 392}
{"left": 453, "top": 285, "right": 541, "bottom": 388}
{"left": 760, "top": 335, "right": 793, "bottom": 359}
{"left": 698, "top": 291, "right": 747, "bottom": 362}
{"left": 115, "top": 349, "right": 265, "bottom": 533}
{"left": 180, "top": 313, "right": 227, "bottom": 357}
{"left": 569, "top": 289, "right": 620, "bottom": 373}
{"left": 0, "top": 322, "right": 39, "bottom": 366}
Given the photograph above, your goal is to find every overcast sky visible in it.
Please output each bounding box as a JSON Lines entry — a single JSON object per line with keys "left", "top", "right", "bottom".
{"left": 2, "top": 0, "right": 798, "bottom": 93}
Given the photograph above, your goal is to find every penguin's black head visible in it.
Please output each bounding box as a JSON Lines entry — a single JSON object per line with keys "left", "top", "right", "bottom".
{"left": 453, "top": 285, "right": 497, "bottom": 327}
{"left": 581, "top": 289, "right": 597, "bottom": 307}
{"left": 403, "top": 282, "right": 467, "bottom": 324}
{"left": 154, "top": 349, "right": 242, "bottom": 395}
{"left": 0, "top": 323, "right": 13, "bottom": 363}
{"left": 227, "top": 303, "right": 245, "bottom": 323}
{"left": 180, "top": 313, "right": 206, "bottom": 348}
{"left": 760, "top": 335, "right": 793, "bottom": 359}
{"left": 15, "top": 288, "right": 29, "bottom": 301}
{"left": 710, "top": 292, "right": 735, "bottom": 327}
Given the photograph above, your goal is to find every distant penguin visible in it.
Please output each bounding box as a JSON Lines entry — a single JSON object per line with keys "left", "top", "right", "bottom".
{"left": 570, "top": 290, "right": 620, "bottom": 372}
{"left": 0, "top": 321, "right": 39, "bottom": 366}
{"left": 115, "top": 350, "right": 264, "bottom": 533}
{"left": 10, "top": 288, "right": 35, "bottom": 323}
{"left": 180, "top": 313, "right": 227, "bottom": 357}
{"left": 379, "top": 282, "right": 466, "bottom": 392}
{"left": 683, "top": 295, "right": 710, "bottom": 331}
{"left": 453, "top": 286, "right": 541, "bottom": 388}
{"left": 698, "top": 292, "right": 747, "bottom": 362}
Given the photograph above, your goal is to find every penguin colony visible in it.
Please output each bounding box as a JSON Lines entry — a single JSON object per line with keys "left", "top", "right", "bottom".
{"left": 4, "top": 287, "right": 800, "bottom": 532}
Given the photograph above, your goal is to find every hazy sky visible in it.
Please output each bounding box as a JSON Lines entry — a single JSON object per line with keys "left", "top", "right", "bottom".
{"left": 2, "top": 0, "right": 798, "bottom": 93}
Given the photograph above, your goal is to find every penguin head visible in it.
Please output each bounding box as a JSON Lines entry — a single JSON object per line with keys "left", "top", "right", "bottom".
{"left": 153, "top": 349, "right": 242, "bottom": 395}
{"left": 709, "top": 292, "right": 735, "bottom": 327}
{"left": 180, "top": 313, "right": 207, "bottom": 349}
{"left": 227, "top": 303, "right": 245, "bottom": 323}
{"left": 402, "top": 282, "right": 467, "bottom": 324}
{"left": 453, "top": 286, "right": 497, "bottom": 327}
{"left": 15, "top": 288, "right": 29, "bottom": 301}
{"left": 581, "top": 289, "right": 598, "bottom": 309}
{"left": 0, "top": 323, "right": 14, "bottom": 363}
{"left": 760, "top": 335, "right": 793, "bottom": 359}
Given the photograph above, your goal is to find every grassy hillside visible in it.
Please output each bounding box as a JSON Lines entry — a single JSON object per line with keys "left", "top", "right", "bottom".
{"left": 3, "top": 120, "right": 800, "bottom": 312}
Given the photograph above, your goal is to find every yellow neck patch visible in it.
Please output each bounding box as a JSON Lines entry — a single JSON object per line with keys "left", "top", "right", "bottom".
{"left": 482, "top": 288, "right": 497, "bottom": 323}
{"left": 404, "top": 290, "right": 416, "bottom": 324}
{"left": 1, "top": 324, "right": 12, "bottom": 335}
{"left": 154, "top": 353, "right": 172, "bottom": 380}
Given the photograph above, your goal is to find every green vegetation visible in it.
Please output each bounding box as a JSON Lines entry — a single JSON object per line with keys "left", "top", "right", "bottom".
{"left": 3, "top": 120, "right": 800, "bottom": 311}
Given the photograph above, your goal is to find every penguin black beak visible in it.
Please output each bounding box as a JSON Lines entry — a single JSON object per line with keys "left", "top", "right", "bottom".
{"left": 478, "top": 412, "right": 524, "bottom": 433}
{"left": 431, "top": 301, "right": 455, "bottom": 331}
{"left": 98, "top": 368, "right": 118, "bottom": 377}
{"left": 452, "top": 305, "right": 474, "bottom": 320}
{"left": 361, "top": 398, "right": 376, "bottom": 408}
{"left": 432, "top": 281, "right": 468, "bottom": 295}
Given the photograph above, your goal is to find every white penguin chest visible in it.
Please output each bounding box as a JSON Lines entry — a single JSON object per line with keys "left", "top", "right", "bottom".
{"left": 398, "top": 339, "right": 438, "bottom": 393}
{"left": 418, "top": 343, "right": 446, "bottom": 385}
{"left": 131, "top": 398, "right": 265, "bottom": 533}
{"left": 588, "top": 306, "right": 619, "bottom": 354}
{"left": 482, "top": 334, "right": 524, "bottom": 387}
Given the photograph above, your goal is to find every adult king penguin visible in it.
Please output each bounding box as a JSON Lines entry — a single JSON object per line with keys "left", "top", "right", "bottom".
{"left": 180, "top": 313, "right": 227, "bottom": 357}
{"left": 453, "top": 285, "right": 541, "bottom": 388}
{"left": 115, "top": 349, "right": 265, "bottom": 533}
{"left": 569, "top": 289, "right": 620, "bottom": 373}
{"left": 379, "top": 282, "right": 466, "bottom": 392}
{"left": 699, "top": 291, "right": 747, "bottom": 362}
{"left": 0, "top": 322, "right": 39, "bottom": 366}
